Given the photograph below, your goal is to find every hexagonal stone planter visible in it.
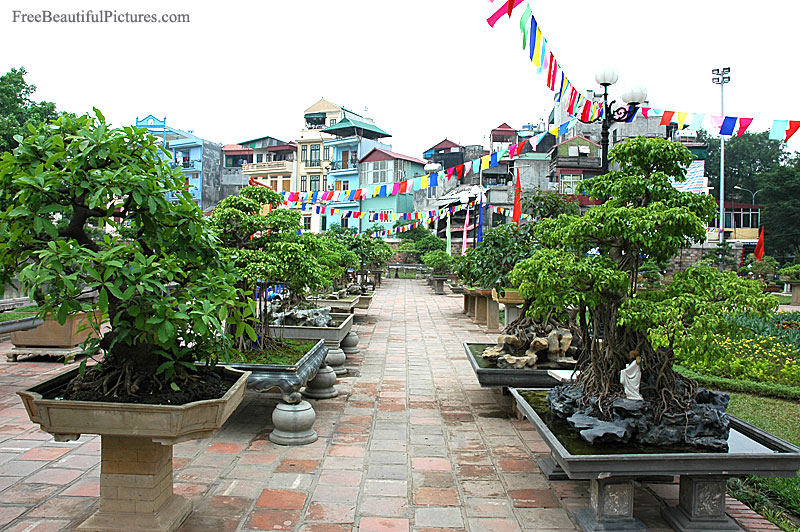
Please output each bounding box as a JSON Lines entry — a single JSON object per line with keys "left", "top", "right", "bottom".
{"left": 18, "top": 366, "right": 250, "bottom": 532}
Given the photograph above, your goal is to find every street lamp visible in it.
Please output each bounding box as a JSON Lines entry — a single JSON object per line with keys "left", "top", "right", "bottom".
{"left": 733, "top": 185, "right": 760, "bottom": 204}
{"left": 589, "top": 68, "right": 647, "bottom": 174}
{"left": 712, "top": 67, "right": 731, "bottom": 245}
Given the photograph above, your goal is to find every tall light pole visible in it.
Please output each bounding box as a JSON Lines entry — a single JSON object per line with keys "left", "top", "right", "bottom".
{"left": 712, "top": 67, "right": 730, "bottom": 245}
{"left": 733, "top": 185, "right": 760, "bottom": 204}
{"left": 590, "top": 69, "right": 647, "bottom": 174}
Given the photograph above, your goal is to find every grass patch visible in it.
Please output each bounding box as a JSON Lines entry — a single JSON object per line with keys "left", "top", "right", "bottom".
{"left": 231, "top": 339, "right": 318, "bottom": 365}
{"left": 675, "top": 366, "right": 800, "bottom": 401}
{"left": 776, "top": 294, "right": 793, "bottom": 305}
{"left": 726, "top": 393, "right": 800, "bottom": 531}
{"left": 0, "top": 305, "right": 39, "bottom": 323}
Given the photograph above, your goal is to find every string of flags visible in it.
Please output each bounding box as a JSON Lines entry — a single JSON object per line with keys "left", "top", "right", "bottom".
{"left": 488, "top": 1, "right": 800, "bottom": 141}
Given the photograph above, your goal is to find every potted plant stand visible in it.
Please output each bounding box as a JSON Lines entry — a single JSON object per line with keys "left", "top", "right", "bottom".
{"left": 492, "top": 288, "right": 525, "bottom": 326}
{"left": 463, "top": 288, "right": 477, "bottom": 317}
{"left": 355, "top": 291, "right": 374, "bottom": 310}
{"left": 369, "top": 269, "right": 384, "bottom": 288}
{"left": 431, "top": 276, "right": 448, "bottom": 295}
{"left": 791, "top": 281, "right": 800, "bottom": 305}
{"left": 9, "top": 311, "right": 101, "bottom": 362}
{"left": 509, "top": 387, "right": 800, "bottom": 532}
{"left": 226, "top": 339, "right": 333, "bottom": 445}
{"left": 474, "top": 289, "right": 500, "bottom": 333}
{"left": 268, "top": 313, "right": 356, "bottom": 376}
{"left": 309, "top": 295, "right": 360, "bottom": 314}
{"left": 18, "top": 366, "right": 250, "bottom": 532}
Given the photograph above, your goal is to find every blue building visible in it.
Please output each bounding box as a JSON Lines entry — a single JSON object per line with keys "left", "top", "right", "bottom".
{"left": 358, "top": 148, "right": 427, "bottom": 233}
{"left": 135, "top": 115, "right": 222, "bottom": 210}
{"left": 321, "top": 118, "right": 391, "bottom": 230}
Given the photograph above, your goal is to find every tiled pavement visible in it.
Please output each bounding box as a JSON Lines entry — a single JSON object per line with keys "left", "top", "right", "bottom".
{"left": 0, "top": 278, "right": 781, "bottom": 531}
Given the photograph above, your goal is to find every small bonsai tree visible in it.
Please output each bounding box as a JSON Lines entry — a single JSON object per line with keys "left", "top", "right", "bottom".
{"left": 510, "top": 137, "right": 776, "bottom": 429}
{"left": 739, "top": 253, "right": 779, "bottom": 281}
{"left": 0, "top": 110, "right": 244, "bottom": 401}
{"left": 779, "top": 263, "right": 800, "bottom": 281}
{"left": 398, "top": 234, "right": 446, "bottom": 263}
{"left": 422, "top": 250, "right": 454, "bottom": 276}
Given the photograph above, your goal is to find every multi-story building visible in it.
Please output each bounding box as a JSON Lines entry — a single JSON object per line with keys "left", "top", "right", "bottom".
{"left": 321, "top": 118, "right": 392, "bottom": 231}
{"left": 240, "top": 136, "right": 296, "bottom": 194}
{"left": 220, "top": 144, "right": 254, "bottom": 201}
{"left": 358, "top": 148, "right": 426, "bottom": 233}
{"left": 135, "top": 115, "right": 222, "bottom": 210}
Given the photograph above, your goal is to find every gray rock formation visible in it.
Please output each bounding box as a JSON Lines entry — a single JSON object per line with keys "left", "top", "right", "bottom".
{"left": 273, "top": 307, "right": 335, "bottom": 328}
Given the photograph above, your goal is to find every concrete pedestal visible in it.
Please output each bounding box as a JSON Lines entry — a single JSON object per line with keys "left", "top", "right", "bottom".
{"left": 324, "top": 339, "right": 347, "bottom": 376}
{"left": 432, "top": 278, "right": 445, "bottom": 295}
{"left": 303, "top": 364, "right": 339, "bottom": 399}
{"left": 661, "top": 477, "right": 742, "bottom": 531}
{"left": 78, "top": 436, "right": 192, "bottom": 532}
{"left": 8, "top": 346, "right": 83, "bottom": 363}
{"left": 792, "top": 283, "right": 800, "bottom": 305}
{"left": 504, "top": 303, "right": 523, "bottom": 326}
{"left": 341, "top": 332, "right": 360, "bottom": 356}
{"left": 574, "top": 478, "right": 647, "bottom": 532}
{"left": 474, "top": 294, "right": 488, "bottom": 324}
{"left": 486, "top": 298, "right": 501, "bottom": 333}
{"left": 270, "top": 400, "right": 318, "bottom": 446}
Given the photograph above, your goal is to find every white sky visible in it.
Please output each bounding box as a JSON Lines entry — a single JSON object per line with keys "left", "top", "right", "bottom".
{"left": 3, "top": 0, "right": 800, "bottom": 157}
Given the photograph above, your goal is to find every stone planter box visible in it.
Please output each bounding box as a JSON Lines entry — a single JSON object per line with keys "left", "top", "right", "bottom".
{"left": 464, "top": 343, "right": 561, "bottom": 389}
{"left": 791, "top": 281, "right": 800, "bottom": 305}
{"left": 268, "top": 313, "right": 355, "bottom": 376}
{"left": 492, "top": 288, "right": 525, "bottom": 326}
{"left": 309, "top": 295, "right": 359, "bottom": 313}
{"left": 509, "top": 387, "right": 800, "bottom": 532}
{"left": 18, "top": 366, "right": 250, "bottom": 532}
{"left": 475, "top": 288, "right": 500, "bottom": 333}
{"left": 9, "top": 311, "right": 102, "bottom": 362}
{"left": 226, "top": 339, "right": 334, "bottom": 445}
{"left": 355, "top": 292, "right": 374, "bottom": 310}
{"left": 463, "top": 288, "right": 477, "bottom": 317}
{"left": 431, "top": 276, "right": 448, "bottom": 295}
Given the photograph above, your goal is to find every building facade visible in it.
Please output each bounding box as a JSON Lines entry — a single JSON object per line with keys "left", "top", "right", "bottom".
{"left": 358, "top": 148, "right": 426, "bottom": 233}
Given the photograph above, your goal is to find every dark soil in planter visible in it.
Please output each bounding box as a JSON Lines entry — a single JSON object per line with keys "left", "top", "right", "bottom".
{"left": 231, "top": 339, "right": 317, "bottom": 365}
{"left": 61, "top": 365, "right": 236, "bottom": 405}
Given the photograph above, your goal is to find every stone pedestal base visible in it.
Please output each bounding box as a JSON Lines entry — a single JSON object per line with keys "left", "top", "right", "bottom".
{"left": 341, "top": 332, "right": 360, "bottom": 356}
{"left": 8, "top": 346, "right": 82, "bottom": 363}
{"left": 504, "top": 304, "right": 522, "bottom": 326}
{"left": 486, "top": 298, "right": 501, "bottom": 333}
{"left": 324, "top": 339, "right": 347, "bottom": 375}
{"left": 432, "top": 278, "right": 445, "bottom": 294}
{"left": 303, "top": 364, "right": 339, "bottom": 399}
{"left": 538, "top": 454, "right": 569, "bottom": 480}
{"left": 474, "top": 295, "right": 487, "bottom": 324}
{"left": 574, "top": 479, "right": 647, "bottom": 532}
{"left": 270, "top": 400, "right": 318, "bottom": 445}
{"left": 792, "top": 283, "right": 800, "bottom": 306}
{"left": 661, "top": 477, "right": 742, "bottom": 531}
{"left": 78, "top": 436, "right": 191, "bottom": 532}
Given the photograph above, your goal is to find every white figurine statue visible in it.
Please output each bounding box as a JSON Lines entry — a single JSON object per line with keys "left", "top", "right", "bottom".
{"left": 620, "top": 350, "right": 643, "bottom": 401}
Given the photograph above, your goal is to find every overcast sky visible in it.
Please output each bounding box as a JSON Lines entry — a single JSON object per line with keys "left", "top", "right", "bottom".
{"left": 4, "top": 0, "right": 800, "bottom": 158}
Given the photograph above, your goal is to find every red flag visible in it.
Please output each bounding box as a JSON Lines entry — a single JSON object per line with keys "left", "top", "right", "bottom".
{"left": 660, "top": 111, "right": 675, "bottom": 126}
{"left": 754, "top": 226, "right": 765, "bottom": 261}
{"left": 786, "top": 121, "right": 800, "bottom": 141}
{"left": 512, "top": 169, "right": 522, "bottom": 225}
{"left": 737, "top": 118, "right": 754, "bottom": 137}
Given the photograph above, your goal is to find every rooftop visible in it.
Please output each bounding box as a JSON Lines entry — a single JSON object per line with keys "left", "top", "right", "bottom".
{"left": 322, "top": 117, "right": 391, "bottom": 140}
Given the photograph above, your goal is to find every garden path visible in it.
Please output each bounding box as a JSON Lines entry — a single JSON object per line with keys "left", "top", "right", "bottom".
{"left": 0, "top": 278, "right": 781, "bottom": 532}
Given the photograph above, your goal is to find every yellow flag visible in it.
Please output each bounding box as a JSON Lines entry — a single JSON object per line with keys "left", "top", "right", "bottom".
{"left": 481, "top": 155, "right": 491, "bottom": 170}
{"left": 549, "top": 126, "right": 559, "bottom": 135}
{"left": 421, "top": 174, "right": 429, "bottom": 189}
{"left": 532, "top": 29, "right": 543, "bottom": 66}
{"left": 677, "top": 112, "right": 688, "bottom": 130}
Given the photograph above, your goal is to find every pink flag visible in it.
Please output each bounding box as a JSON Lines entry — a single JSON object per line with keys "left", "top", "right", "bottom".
{"left": 737, "top": 118, "right": 754, "bottom": 137}
{"left": 710, "top": 116, "right": 724, "bottom": 130}
{"left": 487, "top": 0, "right": 524, "bottom": 27}
{"left": 461, "top": 208, "right": 470, "bottom": 255}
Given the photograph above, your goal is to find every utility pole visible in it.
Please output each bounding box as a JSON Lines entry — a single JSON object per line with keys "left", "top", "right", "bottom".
{"left": 712, "top": 68, "right": 731, "bottom": 251}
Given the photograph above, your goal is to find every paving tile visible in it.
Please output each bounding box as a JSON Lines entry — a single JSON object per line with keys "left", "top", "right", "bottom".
{"left": 412, "top": 487, "right": 459, "bottom": 506}
{"left": 414, "top": 507, "right": 463, "bottom": 528}
{"left": 306, "top": 501, "right": 356, "bottom": 523}
{"left": 3, "top": 519, "right": 73, "bottom": 532}
{"left": 246, "top": 509, "right": 302, "bottom": 530}
{"left": 364, "top": 479, "right": 407, "bottom": 497}
{"left": 358, "top": 517, "right": 410, "bottom": 532}
{"left": 275, "top": 458, "right": 319, "bottom": 473}
{"left": 359, "top": 496, "right": 409, "bottom": 517}
{"left": 18, "top": 447, "right": 70, "bottom": 461}
{"left": 256, "top": 489, "right": 307, "bottom": 510}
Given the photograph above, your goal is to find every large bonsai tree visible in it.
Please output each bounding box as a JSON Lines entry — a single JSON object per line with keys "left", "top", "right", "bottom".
{"left": 0, "top": 111, "right": 243, "bottom": 401}
{"left": 510, "top": 137, "right": 775, "bottom": 418}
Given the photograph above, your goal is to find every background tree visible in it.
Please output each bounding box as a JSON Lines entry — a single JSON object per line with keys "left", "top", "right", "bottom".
{"left": 758, "top": 158, "right": 800, "bottom": 260}
{"left": 0, "top": 67, "right": 58, "bottom": 155}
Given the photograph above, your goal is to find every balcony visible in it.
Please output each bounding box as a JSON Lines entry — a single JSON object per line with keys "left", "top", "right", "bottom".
{"left": 171, "top": 160, "right": 202, "bottom": 171}
{"left": 305, "top": 159, "right": 322, "bottom": 168}
{"left": 329, "top": 160, "right": 358, "bottom": 171}
{"left": 242, "top": 161, "right": 292, "bottom": 175}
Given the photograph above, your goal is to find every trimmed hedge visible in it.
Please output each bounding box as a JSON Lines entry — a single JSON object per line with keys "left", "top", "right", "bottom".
{"left": 675, "top": 366, "right": 800, "bottom": 402}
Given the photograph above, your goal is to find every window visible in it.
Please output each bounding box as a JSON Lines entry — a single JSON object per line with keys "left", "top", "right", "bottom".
{"left": 322, "top": 174, "right": 327, "bottom": 190}
{"left": 303, "top": 216, "right": 312, "bottom": 231}
{"left": 329, "top": 118, "right": 337, "bottom": 126}
{"left": 323, "top": 146, "right": 330, "bottom": 161}
{"left": 380, "top": 209, "right": 393, "bottom": 220}
{"left": 282, "top": 179, "right": 291, "bottom": 192}
{"left": 341, "top": 181, "right": 349, "bottom": 191}
{"left": 301, "top": 145, "right": 307, "bottom": 163}
{"left": 427, "top": 186, "right": 437, "bottom": 199}
{"left": 321, "top": 216, "right": 327, "bottom": 231}
{"left": 256, "top": 153, "right": 263, "bottom": 163}
{"left": 300, "top": 175, "right": 307, "bottom": 192}
{"left": 561, "top": 174, "right": 582, "bottom": 194}
{"left": 310, "top": 175, "right": 320, "bottom": 192}
{"left": 365, "top": 160, "right": 390, "bottom": 184}
{"left": 309, "top": 144, "right": 321, "bottom": 167}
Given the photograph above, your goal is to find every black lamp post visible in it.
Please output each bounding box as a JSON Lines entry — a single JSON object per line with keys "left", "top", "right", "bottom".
{"left": 584, "top": 68, "right": 647, "bottom": 174}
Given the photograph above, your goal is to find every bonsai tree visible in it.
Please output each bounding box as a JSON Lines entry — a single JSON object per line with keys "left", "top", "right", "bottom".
{"left": 510, "top": 137, "right": 775, "bottom": 437}
{"left": 739, "top": 253, "right": 779, "bottom": 281}
{"left": 422, "top": 249, "right": 454, "bottom": 276}
{"left": 779, "top": 263, "right": 800, "bottom": 281}
{"left": 348, "top": 233, "right": 393, "bottom": 270}
{"left": 0, "top": 110, "right": 244, "bottom": 401}
{"left": 209, "top": 185, "right": 338, "bottom": 351}
{"left": 398, "top": 233, "right": 446, "bottom": 263}
{"left": 462, "top": 222, "right": 538, "bottom": 292}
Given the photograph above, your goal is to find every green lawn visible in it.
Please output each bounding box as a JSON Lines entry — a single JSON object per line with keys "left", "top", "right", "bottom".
{"left": 726, "top": 393, "right": 800, "bottom": 531}
{"left": 775, "top": 294, "right": 793, "bottom": 305}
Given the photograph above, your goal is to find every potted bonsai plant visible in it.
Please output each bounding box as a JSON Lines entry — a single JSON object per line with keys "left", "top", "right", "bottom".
{"left": 422, "top": 249, "right": 454, "bottom": 295}
{"left": 0, "top": 110, "right": 251, "bottom": 532}
{"left": 209, "top": 185, "right": 346, "bottom": 444}
{"left": 779, "top": 263, "right": 800, "bottom": 305}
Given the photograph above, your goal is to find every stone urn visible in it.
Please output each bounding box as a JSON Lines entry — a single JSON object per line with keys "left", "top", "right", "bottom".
{"left": 18, "top": 366, "right": 250, "bottom": 532}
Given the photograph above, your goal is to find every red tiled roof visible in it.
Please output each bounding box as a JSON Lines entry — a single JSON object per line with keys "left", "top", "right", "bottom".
{"left": 427, "top": 139, "right": 462, "bottom": 152}
{"left": 222, "top": 144, "right": 254, "bottom": 154}
{"left": 359, "top": 147, "right": 427, "bottom": 165}
{"left": 267, "top": 142, "right": 297, "bottom": 152}
{"left": 492, "top": 123, "right": 516, "bottom": 133}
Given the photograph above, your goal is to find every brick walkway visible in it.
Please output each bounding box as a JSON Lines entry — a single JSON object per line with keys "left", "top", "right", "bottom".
{"left": 0, "top": 278, "right": 781, "bottom": 531}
